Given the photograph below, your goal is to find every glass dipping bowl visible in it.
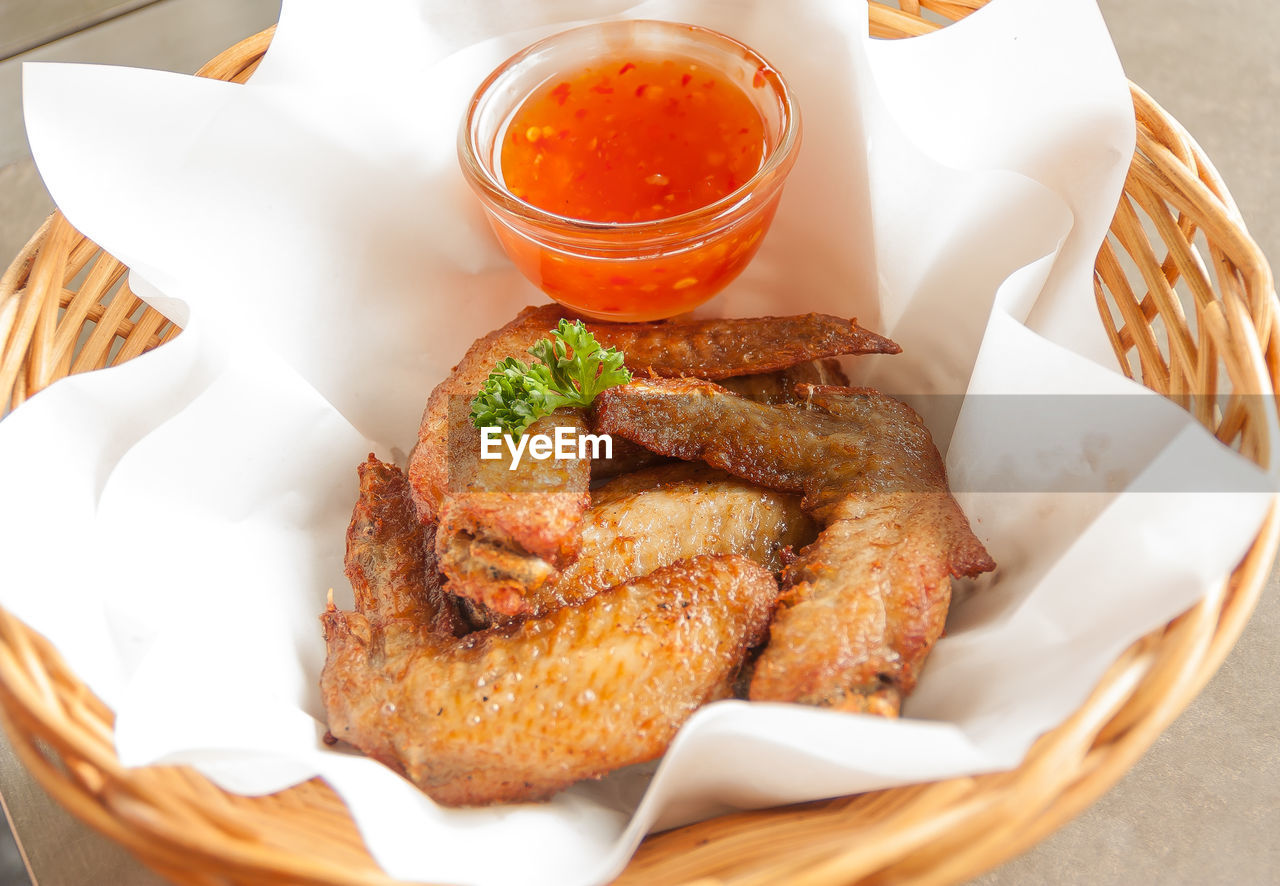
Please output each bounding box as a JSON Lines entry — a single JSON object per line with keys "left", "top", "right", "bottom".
{"left": 459, "top": 20, "right": 801, "bottom": 322}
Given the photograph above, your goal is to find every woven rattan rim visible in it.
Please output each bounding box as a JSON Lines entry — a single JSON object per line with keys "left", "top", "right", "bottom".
{"left": 1, "top": 3, "right": 1277, "bottom": 884}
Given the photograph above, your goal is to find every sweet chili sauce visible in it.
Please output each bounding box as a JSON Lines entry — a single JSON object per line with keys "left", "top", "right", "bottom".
{"left": 501, "top": 57, "right": 766, "bottom": 223}
{"left": 490, "top": 52, "right": 779, "bottom": 320}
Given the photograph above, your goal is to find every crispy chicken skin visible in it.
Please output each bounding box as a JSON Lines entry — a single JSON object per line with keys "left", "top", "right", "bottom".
{"left": 591, "top": 313, "right": 898, "bottom": 379}
{"left": 470, "top": 462, "right": 816, "bottom": 625}
{"left": 409, "top": 305, "right": 898, "bottom": 617}
{"left": 593, "top": 379, "right": 994, "bottom": 715}
{"left": 408, "top": 307, "right": 593, "bottom": 616}
{"left": 591, "top": 360, "right": 849, "bottom": 482}
{"left": 323, "top": 456, "right": 780, "bottom": 806}
{"left": 435, "top": 407, "right": 592, "bottom": 615}
{"left": 343, "top": 454, "right": 466, "bottom": 640}
{"left": 320, "top": 455, "right": 466, "bottom": 770}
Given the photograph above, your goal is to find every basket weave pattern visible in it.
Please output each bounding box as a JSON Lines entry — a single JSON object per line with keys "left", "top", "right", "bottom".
{"left": 1, "top": 4, "right": 1276, "bottom": 884}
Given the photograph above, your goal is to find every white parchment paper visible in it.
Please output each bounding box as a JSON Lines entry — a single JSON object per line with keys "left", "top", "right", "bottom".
{"left": 2, "top": 1, "right": 1276, "bottom": 883}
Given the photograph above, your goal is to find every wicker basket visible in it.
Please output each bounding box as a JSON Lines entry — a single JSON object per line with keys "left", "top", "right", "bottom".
{"left": 0, "top": 2, "right": 1276, "bottom": 884}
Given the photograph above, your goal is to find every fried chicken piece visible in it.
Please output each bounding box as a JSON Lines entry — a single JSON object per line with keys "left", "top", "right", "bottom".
{"left": 409, "top": 305, "right": 898, "bottom": 617}
{"left": 592, "top": 313, "right": 898, "bottom": 379}
{"left": 435, "top": 406, "right": 592, "bottom": 615}
{"left": 408, "top": 307, "right": 594, "bottom": 616}
{"left": 343, "top": 454, "right": 467, "bottom": 640}
{"left": 320, "top": 455, "right": 467, "bottom": 767}
{"left": 459, "top": 462, "right": 815, "bottom": 627}
{"left": 322, "top": 460, "right": 779, "bottom": 805}
{"left": 594, "top": 379, "right": 995, "bottom": 716}
{"left": 590, "top": 359, "right": 849, "bottom": 483}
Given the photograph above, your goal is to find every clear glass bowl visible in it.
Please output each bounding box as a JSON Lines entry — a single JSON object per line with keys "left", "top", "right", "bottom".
{"left": 459, "top": 19, "right": 801, "bottom": 322}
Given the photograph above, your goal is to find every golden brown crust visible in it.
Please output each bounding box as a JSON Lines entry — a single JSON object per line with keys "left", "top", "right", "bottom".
{"left": 749, "top": 492, "right": 969, "bottom": 709}
{"left": 406, "top": 306, "right": 592, "bottom": 614}
{"left": 592, "top": 314, "right": 899, "bottom": 379}
{"left": 321, "top": 455, "right": 466, "bottom": 771}
{"left": 596, "top": 376, "right": 843, "bottom": 505}
{"left": 324, "top": 550, "right": 780, "bottom": 805}
{"left": 408, "top": 307, "right": 580, "bottom": 522}
{"left": 593, "top": 378, "right": 994, "bottom": 714}
{"left": 590, "top": 360, "right": 848, "bottom": 482}
{"left": 432, "top": 409, "right": 594, "bottom": 615}
{"left": 407, "top": 307, "right": 591, "bottom": 543}
{"left": 342, "top": 454, "right": 466, "bottom": 639}
{"left": 510, "top": 462, "right": 815, "bottom": 622}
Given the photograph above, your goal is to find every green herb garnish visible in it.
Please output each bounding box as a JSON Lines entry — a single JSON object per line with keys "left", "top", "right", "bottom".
{"left": 470, "top": 320, "right": 632, "bottom": 437}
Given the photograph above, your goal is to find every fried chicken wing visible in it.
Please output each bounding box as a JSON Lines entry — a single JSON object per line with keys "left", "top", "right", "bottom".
{"left": 590, "top": 359, "right": 848, "bottom": 482}
{"left": 320, "top": 455, "right": 466, "bottom": 768}
{"left": 342, "top": 454, "right": 467, "bottom": 640}
{"left": 409, "top": 306, "right": 899, "bottom": 617}
{"left": 435, "top": 406, "right": 592, "bottom": 615}
{"left": 593, "top": 379, "right": 994, "bottom": 715}
{"left": 592, "top": 313, "right": 898, "bottom": 379}
{"left": 462, "top": 462, "right": 815, "bottom": 625}
{"left": 407, "top": 307, "right": 593, "bottom": 615}
{"left": 322, "top": 461, "right": 779, "bottom": 805}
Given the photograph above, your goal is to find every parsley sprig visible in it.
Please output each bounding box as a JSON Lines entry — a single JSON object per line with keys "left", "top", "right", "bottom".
{"left": 470, "top": 320, "right": 632, "bottom": 437}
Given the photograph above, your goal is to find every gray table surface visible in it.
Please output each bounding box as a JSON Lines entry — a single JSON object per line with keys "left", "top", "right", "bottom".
{"left": 0, "top": 1, "right": 1276, "bottom": 884}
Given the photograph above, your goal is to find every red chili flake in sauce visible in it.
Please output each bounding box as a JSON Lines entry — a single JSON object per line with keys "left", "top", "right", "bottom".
{"left": 500, "top": 54, "right": 765, "bottom": 223}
